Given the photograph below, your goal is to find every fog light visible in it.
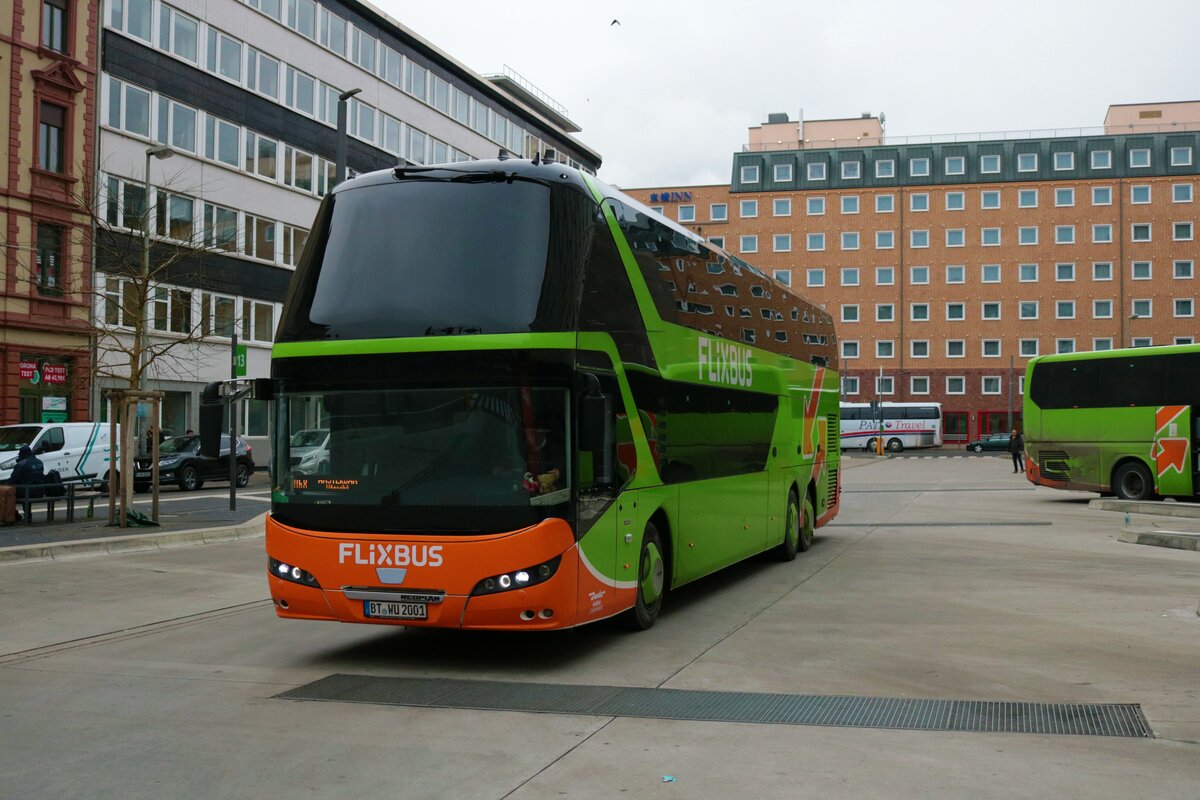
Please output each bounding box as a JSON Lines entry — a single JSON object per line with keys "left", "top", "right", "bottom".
{"left": 520, "top": 610, "right": 535, "bottom": 620}
{"left": 539, "top": 609, "right": 553, "bottom": 619}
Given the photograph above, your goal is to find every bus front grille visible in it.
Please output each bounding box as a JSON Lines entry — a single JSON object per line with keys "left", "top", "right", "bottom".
{"left": 1038, "top": 450, "right": 1071, "bottom": 481}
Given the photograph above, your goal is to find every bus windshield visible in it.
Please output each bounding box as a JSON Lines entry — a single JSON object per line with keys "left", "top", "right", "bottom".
{"left": 273, "top": 386, "right": 570, "bottom": 534}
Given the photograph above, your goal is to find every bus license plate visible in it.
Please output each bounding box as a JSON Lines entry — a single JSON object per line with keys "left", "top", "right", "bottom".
{"left": 364, "top": 600, "right": 427, "bottom": 620}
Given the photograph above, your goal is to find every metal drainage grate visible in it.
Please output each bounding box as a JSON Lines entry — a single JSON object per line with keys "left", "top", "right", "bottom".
{"left": 278, "top": 675, "right": 1151, "bottom": 738}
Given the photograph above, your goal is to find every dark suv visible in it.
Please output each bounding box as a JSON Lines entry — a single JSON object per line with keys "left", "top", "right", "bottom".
{"left": 135, "top": 434, "right": 255, "bottom": 491}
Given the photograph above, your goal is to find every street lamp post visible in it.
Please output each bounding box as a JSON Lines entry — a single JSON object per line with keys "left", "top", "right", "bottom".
{"left": 140, "top": 144, "right": 175, "bottom": 391}
{"left": 1127, "top": 313, "right": 1142, "bottom": 349}
{"left": 335, "top": 88, "right": 362, "bottom": 188}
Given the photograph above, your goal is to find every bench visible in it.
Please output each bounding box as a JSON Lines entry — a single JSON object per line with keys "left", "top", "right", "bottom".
{"left": 7, "top": 474, "right": 100, "bottom": 525}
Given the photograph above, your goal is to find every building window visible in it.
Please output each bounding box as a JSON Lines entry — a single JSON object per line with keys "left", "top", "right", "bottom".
{"left": 910, "top": 230, "right": 929, "bottom": 248}
{"left": 842, "top": 376, "right": 860, "bottom": 395}
{"left": 946, "top": 302, "right": 965, "bottom": 321}
{"left": 1131, "top": 337, "right": 1153, "bottom": 348}
{"left": 1019, "top": 301, "right": 1039, "bottom": 319}
{"left": 910, "top": 303, "right": 929, "bottom": 321}
{"left": 841, "top": 195, "right": 860, "bottom": 214}
{"left": 42, "top": 0, "right": 68, "bottom": 52}
{"left": 740, "top": 165, "right": 759, "bottom": 183}
{"left": 1174, "top": 222, "right": 1194, "bottom": 241}
{"left": 709, "top": 203, "right": 727, "bottom": 221}
{"left": 842, "top": 160, "right": 861, "bottom": 179}
{"left": 910, "top": 376, "right": 930, "bottom": 395}
{"left": 34, "top": 222, "right": 63, "bottom": 294}
{"left": 1019, "top": 263, "right": 1039, "bottom": 282}
{"left": 981, "top": 228, "right": 1001, "bottom": 247}
{"left": 982, "top": 376, "right": 1002, "bottom": 395}
{"left": 1055, "top": 225, "right": 1075, "bottom": 244}
{"left": 910, "top": 193, "right": 929, "bottom": 212}
{"left": 981, "top": 190, "right": 1001, "bottom": 209}
{"left": 911, "top": 266, "right": 929, "bottom": 284}
{"left": 841, "top": 232, "right": 860, "bottom": 250}
{"left": 1174, "top": 298, "right": 1194, "bottom": 318}
{"left": 773, "top": 163, "right": 793, "bottom": 182}
{"left": 204, "top": 116, "right": 240, "bottom": 168}
{"left": 1017, "top": 152, "right": 1038, "bottom": 172}
{"left": 876, "top": 375, "right": 895, "bottom": 395}
{"left": 1055, "top": 262, "right": 1075, "bottom": 281}
{"left": 740, "top": 199, "right": 758, "bottom": 218}
{"left": 1019, "top": 339, "right": 1039, "bottom": 357}
{"left": 1131, "top": 224, "right": 1151, "bottom": 242}
{"left": 739, "top": 235, "right": 758, "bottom": 254}
{"left": 876, "top": 267, "right": 895, "bottom": 285}
{"left": 1132, "top": 261, "right": 1152, "bottom": 280}
{"left": 876, "top": 231, "right": 894, "bottom": 249}
{"left": 1056, "top": 300, "right": 1075, "bottom": 319}
{"left": 1129, "top": 148, "right": 1151, "bottom": 168}
{"left": 37, "top": 102, "right": 66, "bottom": 174}
{"left": 945, "top": 191, "right": 965, "bottom": 211}
{"left": 807, "top": 162, "right": 826, "bottom": 181}
{"left": 202, "top": 202, "right": 238, "bottom": 252}
{"left": 678, "top": 205, "right": 695, "bottom": 222}
{"left": 806, "top": 233, "right": 824, "bottom": 251}
{"left": 945, "top": 265, "right": 965, "bottom": 284}
{"left": 1092, "top": 224, "right": 1113, "bottom": 244}
{"left": 281, "top": 224, "right": 309, "bottom": 267}
{"left": 806, "top": 196, "right": 825, "bottom": 215}
{"left": 1170, "top": 146, "right": 1193, "bottom": 167}
{"left": 909, "top": 157, "right": 930, "bottom": 177}
{"left": 1090, "top": 338, "right": 1113, "bottom": 350}
{"left": 1131, "top": 185, "right": 1151, "bottom": 204}
{"left": 773, "top": 234, "right": 792, "bottom": 252}
{"left": 1092, "top": 186, "right": 1112, "bottom": 205}
{"left": 982, "top": 340, "right": 1001, "bottom": 357}
{"left": 876, "top": 304, "right": 895, "bottom": 323}
{"left": 1175, "top": 260, "right": 1194, "bottom": 279}
{"left": 1090, "top": 149, "right": 1112, "bottom": 169}
{"left": 1093, "top": 299, "right": 1113, "bottom": 319}
{"left": 911, "top": 340, "right": 929, "bottom": 358}
{"left": 773, "top": 269, "right": 792, "bottom": 287}
{"left": 1018, "top": 188, "right": 1038, "bottom": 208}
{"left": 944, "top": 155, "right": 965, "bottom": 175}
{"left": 875, "top": 194, "right": 894, "bottom": 213}
{"left": 876, "top": 340, "right": 895, "bottom": 359}
{"left": 1176, "top": 337, "right": 1196, "bottom": 346}
{"left": 1054, "top": 187, "right": 1075, "bottom": 207}
{"left": 875, "top": 159, "right": 895, "bottom": 178}
{"left": 842, "top": 341, "right": 859, "bottom": 359}
{"left": 155, "top": 191, "right": 195, "bottom": 241}
{"left": 1056, "top": 339, "right": 1075, "bottom": 354}
{"left": 708, "top": 236, "right": 724, "bottom": 249}
{"left": 981, "top": 302, "right": 1001, "bottom": 320}
{"left": 1093, "top": 261, "right": 1113, "bottom": 281}
{"left": 806, "top": 268, "right": 825, "bottom": 287}
{"left": 1018, "top": 227, "right": 1038, "bottom": 245}
{"left": 1053, "top": 151, "right": 1074, "bottom": 171}
{"left": 947, "top": 340, "right": 965, "bottom": 357}
{"left": 841, "top": 267, "right": 860, "bottom": 286}
{"left": 841, "top": 304, "right": 859, "bottom": 323}
{"left": 981, "top": 264, "right": 1001, "bottom": 283}
{"left": 773, "top": 198, "right": 791, "bottom": 217}
{"left": 980, "top": 154, "right": 1001, "bottom": 173}
{"left": 1173, "top": 184, "right": 1194, "bottom": 203}
{"left": 243, "top": 214, "right": 277, "bottom": 261}
{"left": 946, "top": 376, "right": 965, "bottom": 395}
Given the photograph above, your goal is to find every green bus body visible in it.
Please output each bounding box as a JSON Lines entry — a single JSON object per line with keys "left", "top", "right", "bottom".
{"left": 1023, "top": 344, "right": 1200, "bottom": 500}
{"left": 267, "top": 159, "right": 841, "bottom": 628}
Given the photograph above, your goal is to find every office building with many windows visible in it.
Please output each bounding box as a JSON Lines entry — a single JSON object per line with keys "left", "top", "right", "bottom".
{"left": 96, "top": 0, "right": 599, "bottom": 441}
{"left": 627, "top": 104, "right": 1200, "bottom": 443}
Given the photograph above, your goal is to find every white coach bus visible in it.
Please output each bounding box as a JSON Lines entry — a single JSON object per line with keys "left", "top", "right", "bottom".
{"left": 840, "top": 402, "right": 943, "bottom": 453}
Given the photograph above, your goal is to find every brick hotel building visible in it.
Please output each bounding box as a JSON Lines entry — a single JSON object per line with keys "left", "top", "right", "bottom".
{"left": 626, "top": 103, "right": 1200, "bottom": 444}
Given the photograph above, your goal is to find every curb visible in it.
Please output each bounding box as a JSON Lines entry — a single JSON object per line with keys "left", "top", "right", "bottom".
{"left": 1118, "top": 529, "right": 1200, "bottom": 552}
{"left": 0, "top": 513, "right": 267, "bottom": 563}
{"left": 1090, "top": 498, "right": 1200, "bottom": 519}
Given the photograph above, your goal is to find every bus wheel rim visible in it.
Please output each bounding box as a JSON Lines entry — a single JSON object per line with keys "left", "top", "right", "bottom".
{"left": 787, "top": 501, "right": 799, "bottom": 550}
{"left": 641, "top": 542, "right": 664, "bottom": 604}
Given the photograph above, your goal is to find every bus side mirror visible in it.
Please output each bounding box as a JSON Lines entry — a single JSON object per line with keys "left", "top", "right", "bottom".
{"left": 252, "top": 378, "right": 276, "bottom": 401}
{"left": 578, "top": 393, "right": 610, "bottom": 452}
{"left": 199, "top": 382, "right": 224, "bottom": 458}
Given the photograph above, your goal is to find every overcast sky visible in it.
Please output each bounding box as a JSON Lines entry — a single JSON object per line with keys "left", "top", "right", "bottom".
{"left": 379, "top": 0, "right": 1200, "bottom": 189}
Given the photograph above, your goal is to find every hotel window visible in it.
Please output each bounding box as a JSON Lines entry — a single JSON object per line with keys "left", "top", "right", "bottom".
{"left": 1176, "top": 337, "right": 1195, "bottom": 346}
{"left": 740, "top": 165, "right": 760, "bottom": 183}
{"left": 243, "top": 214, "right": 277, "bottom": 261}
{"left": 739, "top": 235, "right": 758, "bottom": 253}
{"left": 1090, "top": 149, "right": 1112, "bottom": 169}
{"left": 981, "top": 228, "right": 1001, "bottom": 247}
{"left": 160, "top": 7, "right": 199, "bottom": 62}
{"left": 1131, "top": 224, "right": 1151, "bottom": 242}
{"left": 842, "top": 341, "right": 859, "bottom": 359}
{"left": 1093, "top": 262, "right": 1113, "bottom": 281}
{"left": 204, "top": 116, "right": 240, "bottom": 168}
{"left": 1018, "top": 227, "right": 1038, "bottom": 245}
{"left": 841, "top": 195, "right": 860, "bottom": 214}
{"left": 1094, "top": 339, "right": 1115, "bottom": 350}
{"left": 153, "top": 98, "right": 197, "bottom": 153}
{"left": 876, "top": 267, "right": 895, "bottom": 285}
{"left": 35, "top": 223, "right": 63, "bottom": 294}
{"left": 1055, "top": 225, "right": 1075, "bottom": 245}
{"left": 910, "top": 193, "right": 929, "bottom": 211}
{"left": 1019, "top": 263, "right": 1039, "bottom": 282}
{"left": 42, "top": 0, "right": 68, "bottom": 52}
{"left": 1055, "top": 263, "right": 1073, "bottom": 284}
{"left": 841, "top": 267, "right": 860, "bottom": 286}
{"left": 1019, "top": 301, "right": 1039, "bottom": 319}
{"left": 710, "top": 203, "right": 728, "bottom": 221}
{"left": 875, "top": 159, "right": 895, "bottom": 178}
{"left": 1175, "top": 260, "right": 1194, "bottom": 279}
{"left": 807, "top": 162, "right": 826, "bottom": 181}
{"left": 806, "top": 268, "right": 825, "bottom": 287}
{"left": 981, "top": 302, "right": 1001, "bottom": 320}
{"left": 876, "top": 231, "right": 894, "bottom": 249}
{"left": 807, "top": 233, "right": 824, "bottom": 251}
{"left": 841, "top": 232, "right": 860, "bottom": 250}
{"left": 1056, "top": 300, "right": 1075, "bottom": 319}
{"left": 740, "top": 199, "right": 758, "bottom": 218}
{"left": 1131, "top": 337, "right": 1153, "bottom": 348}
{"left": 909, "top": 157, "right": 930, "bottom": 177}
{"left": 202, "top": 202, "right": 238, "bottom": 252}
{"left": 118, "top": 0, "right": 153, "bottom": 41}
{"left": 911, "top": 340, "right": 929, "bottom": 358}
{"left": 982, "top": 377, "right": 1001, "bottom": 395}
{"left": 381, "top": 46, "right": 403, "bottom": 87}
{"left": 945, "top": 265, "right": 965, "bottom": 284}
{"left": 944, "top": 156, "right": 965, "bottom": 175}
{"left": 945, "top": 191, "right": 965, "bottom": 211}
{"left": 876, "top": 304, "right": 895, "bottom": 323}
{"left": 842, "top": 160, "right": 861, "bottom": 179}
{"left": 1092, "top": 224, "right": 1112, "bottom": 243}
{"left": 841, "top": 304, "right": 859, "bottom": 323}
{"left": 1175, "top": 299, "right": 1195, "bottom": 318}
{"left": 406, "top": 60, "right": 427, "bottom": 101}
{"left": 206, "top": 29, "right": 243, "bottom": 82}
{"left": 1019, "top": 339, "right": 1039, "bottom": 357}
{"left": 946, "top": 376, "right": 965, "bottom": 395}
{"left": 1054, "top": 187, "right": 1074, "bottom": 207}
{"left": 244, "top": 131, "right": 279, "bottom": 180}
{"left": 678, "top": 205, "right": 695, "bottom": 222}
{"left": 911, "top": 230, "right": 929, "bottom": 248}
{"left": 910, "top": 303, "right": 930, "bottom": 321}
{"left": 876, "top": 376, "right": 895, "bottom": 395}
{"left": 282, "top": 224, "right": 309, "bottom": 266}
{"left": 946, "top": 340, "right": 966, "bottom": 357}
{"left": 773, "top": 234, "right": 792, "bottom": 252}
{"left": 1017, "top": 152, "right": 1038, "bottom": 172}
{"left": 1173, "top": 184, "right": 1193, "bottom": 203}
{"left": 773, "top": 163, "right": 793, "bottom": 182}
{"left": 773, "top": 269, "right": 792, "bottom": 286}
{"left": 773, "top": 198, "right": 791, "bottom": 216}
{"left": 980, "top": 154, "right": 1001, "bottom": 173}
{"left": 842, "top": 376, "right": 860, "bottom": 395}
{"left": 1092, "top": 186, "right": 1112, "bottom": 205}
{"left": 911, "top": 376, "right": 930, "bottom": 395}
{"left": 1132, "top": 299, "right": 1152, "bottom": 318}
{"left": 104, "top": 76, "right": 150, "bottom": 137}
{"left": 1129, "top": 148, "right": 1151, "bottom": 168}
{"left": 104, "top": 175, "right": 146, "bottom": 230}
{"left": 246, "top": 48, "right": 280, "bottom": 99}
{"left": 910, "top": 266, "right": 929, "bottom": 284}
{"left": 1170, "top": 146, "right": 1193, "bottom": 167}
{"left": 807, "top": 196, "right": 825, "bottom": 215}
{"left": 876, "top": 340, "right": 895, "bottom": 358}
{"left": 1053, "top": 151, "right": 1074, "bottom": 171}
{"left": 946, "top": 302, "right": 965, "bottom": 321}
{"left": 1093, "top": 300, "right": 1113, "bottom": 319}
{"left": 1018, "top": 189, "right": 1038, "bottom": 208}
{"left": 981, "top": 190, "right": 1001, "bottom": 209}
{"left": 1131, "top": 185, "right": 1150, "bottom": 204}
{"left": 1174, "top": 222, "right": 1194, "bottom": 241}
{"left": 981, "top": 264, "right": 1001, "bottom": 283}
{"left": 875, "top": 194, "right": 894, "bottom": 212}
{"left": 982, "top": 340, "right": 1001, "bottom": 357}
{"left": 1056, "top": 339, "right": 1076, "bottom": 354}
{"left": 708, "top": 236, "right": 724, "bottom": 249}
{"left": 154, "top": 191, "right": 195, "bottom": 241}
{"left": 1132, "top": 261, "right": 1152, "bottom": 280}
{"left": 37, "top": 103, "right": 66, "bottom": 173}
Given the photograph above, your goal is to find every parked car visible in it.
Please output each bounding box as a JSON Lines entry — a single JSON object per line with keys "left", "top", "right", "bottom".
{"left": 0, "top": 422, "right": 117, "bottom": 488}
{"left": 288, "top": 428, "right": 329, "bottom": 473}
{"left": 966, "top": 433, "right": 1011, "bottom": 453}
{"left": 135, "top": 434, "right": 254, "bottom": 491}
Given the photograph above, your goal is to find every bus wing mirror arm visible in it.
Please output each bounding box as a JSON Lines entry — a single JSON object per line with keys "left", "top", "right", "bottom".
{"left": 578, "top": 393, "right": 610, "bottom": 453}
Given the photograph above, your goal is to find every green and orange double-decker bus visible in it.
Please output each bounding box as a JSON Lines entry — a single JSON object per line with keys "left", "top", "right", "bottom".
{"left": 258, "top": 157, "right": 840, "bottom": 631}
{"left": 1024, "top": 344, "right": 1200, "bottom": 501}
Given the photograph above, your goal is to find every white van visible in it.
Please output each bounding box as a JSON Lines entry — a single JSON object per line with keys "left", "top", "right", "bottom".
{"left": 0, "top": 422, "right": 117, "bottom": 486}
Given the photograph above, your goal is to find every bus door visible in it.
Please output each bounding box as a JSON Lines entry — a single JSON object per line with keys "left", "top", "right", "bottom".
{"left": 1154, "top": 405, "right": 1194, "bottom": 496}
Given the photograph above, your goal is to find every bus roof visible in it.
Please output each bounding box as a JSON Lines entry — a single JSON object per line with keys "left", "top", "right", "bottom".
{"left": 1029, "top": 342, "right": 1200, "bottom": 367}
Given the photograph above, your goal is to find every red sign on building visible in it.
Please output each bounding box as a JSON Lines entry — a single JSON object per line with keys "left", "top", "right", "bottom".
{"left": 18, "top": 361, "right": 36, "bottom": 380}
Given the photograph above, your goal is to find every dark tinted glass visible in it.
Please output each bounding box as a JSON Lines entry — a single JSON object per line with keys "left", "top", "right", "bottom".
{"left": 1030, "top": 352, "right": 1200, "bottom": 409}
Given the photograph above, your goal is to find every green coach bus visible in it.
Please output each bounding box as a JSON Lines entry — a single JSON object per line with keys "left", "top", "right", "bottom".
{"left": 1023, "top": 344, "right": 1200, "bottom": 500}
{"left": 258, "top": 156, "right": 841, "bottom": 632}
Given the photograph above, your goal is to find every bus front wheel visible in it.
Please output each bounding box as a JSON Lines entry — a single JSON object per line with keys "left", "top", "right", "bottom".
{"left": 864, "top": 438, "right": 878, "bottom": 452}
{"left": 624, "top": 523, "right": 665, "bottom": 631}
{"left": 774, "top": 490, "right": 801, "bottom": 561}
{"left": 1113, "top": 461, "right": 1155, "bottom": 501}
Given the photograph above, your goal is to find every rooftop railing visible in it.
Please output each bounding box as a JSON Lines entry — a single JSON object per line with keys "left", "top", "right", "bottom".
{"left": 497, "top": 64, "right": 569, "bottom": 119}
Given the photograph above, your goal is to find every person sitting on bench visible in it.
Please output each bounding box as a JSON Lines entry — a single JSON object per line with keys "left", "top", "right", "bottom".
{"left": 6, "top": 446, "right": 44, "bottom": 521}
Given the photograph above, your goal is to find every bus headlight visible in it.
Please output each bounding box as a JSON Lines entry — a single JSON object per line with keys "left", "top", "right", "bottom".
{"left": 268, "top": 556, "right": 321, "bottom": 588}
{"left": 471, "top": 556, "right": 561, "bottom": 596}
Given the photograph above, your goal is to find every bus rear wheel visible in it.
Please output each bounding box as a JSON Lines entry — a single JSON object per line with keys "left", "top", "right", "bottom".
{"left": 623, "top": 523, "right": 665, "bottom": 630}
{"left": 1113, "top": 461, "right": 1155, "bottom": 501}
{"left": 886, "top": 438, "right": 904, "bottom": 453}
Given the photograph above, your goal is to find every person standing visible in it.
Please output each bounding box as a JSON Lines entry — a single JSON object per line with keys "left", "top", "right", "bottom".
{"left": 1008, "top": 429, "right": 1025, "bottom": 473}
